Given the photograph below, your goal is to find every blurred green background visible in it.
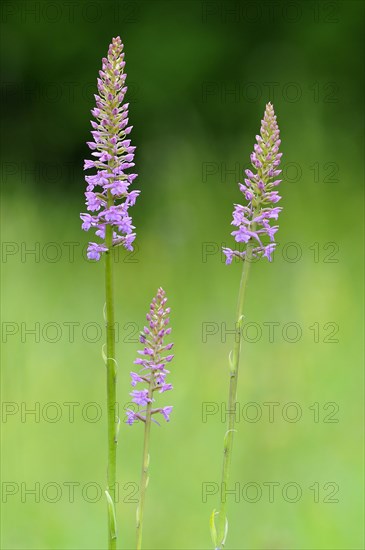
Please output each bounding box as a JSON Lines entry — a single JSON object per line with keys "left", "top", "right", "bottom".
{"left": 1, "top": 1, "right": 364, "bottom": 549}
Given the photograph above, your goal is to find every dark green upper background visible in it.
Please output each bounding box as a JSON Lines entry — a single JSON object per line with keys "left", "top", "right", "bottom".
{"left": 2, "top": 0, "right": 363, "bottom": 199}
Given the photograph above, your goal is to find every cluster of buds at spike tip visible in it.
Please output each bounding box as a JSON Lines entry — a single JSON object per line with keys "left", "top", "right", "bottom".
{"left": 126, "top": 288, "right": 174, "bottom": 425}
{"left": 223, "top": 103, "right": 283, "bottom": 264}
{"left": 80, "top": 36, "right": 140, "bottom": 260}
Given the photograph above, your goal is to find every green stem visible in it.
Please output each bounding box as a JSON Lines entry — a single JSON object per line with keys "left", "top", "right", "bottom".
{"left": 216, "top": 234, "right": 256, "bottom": 548}
{"left": 105, "top": 191, "right": 117, "bottom": 550}
{"left": 136, "top": 375, "right": 154, "bottom": 550}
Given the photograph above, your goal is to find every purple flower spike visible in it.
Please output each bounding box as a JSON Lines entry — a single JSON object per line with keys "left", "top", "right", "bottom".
{"left": 160, "top": 406, "right": 173, "bottom": 422}
{"left": 126, "top": 409, "right": 138, "bottom": 425}
{"left": 130, "top": 389, "right": 153, "bottom": 406}
{"left": 80, "top": 37, "right": 140, "bottom": 260}
{"left": 126, "top": 288, "right": 174, "bottom": 425}
{"left": 224, "top": 103, "right": 283, "bottom": 263}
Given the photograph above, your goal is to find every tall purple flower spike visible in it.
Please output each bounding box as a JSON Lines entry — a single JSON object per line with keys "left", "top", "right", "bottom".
{"left": 126, "top": 288, "right": 174, "bottom": 425}
{"left": 223, "top": 103, "right": 283, "bottom": 264}
{"left": 80, "top": 36, "right": 140, "bottom": 260}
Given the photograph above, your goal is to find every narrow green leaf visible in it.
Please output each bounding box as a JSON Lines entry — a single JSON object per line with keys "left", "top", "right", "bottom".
{"left": 210, "top": 509, "right": 218, "bottom": 547}
{"left": 105, "top": 490, "right": 117, "bottom": 540}
{"left": 101, "top": 344, "right": 107, "bottom": 365}
{"left": 222, "top": 515, "right": 229, "bottom": 546}
{"left": 136, "top": 503, "right": 141, "bottom": 528}
{"left": 228, "top": 350, "right": 234, "bottom": 372}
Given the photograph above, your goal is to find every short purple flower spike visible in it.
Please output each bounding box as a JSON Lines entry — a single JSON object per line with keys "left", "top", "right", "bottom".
{"left": 223, "top": 103, "right": 283, "bottom": 264}
{"left": 126, "top": 288, "right": 174, "bottom": 425}
{"left": 80, "top": 36, "right": 140, "bottom": 260}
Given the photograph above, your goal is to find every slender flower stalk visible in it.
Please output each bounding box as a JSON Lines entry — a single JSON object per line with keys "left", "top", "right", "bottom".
{"left": 211, "top": 103, "right": 283, "bottom": 549}
{"left": 126, "top": 288, "right": 174, "bottom": 550}
{"left": 81, "top": 36, "right": 139, "bottom": 550}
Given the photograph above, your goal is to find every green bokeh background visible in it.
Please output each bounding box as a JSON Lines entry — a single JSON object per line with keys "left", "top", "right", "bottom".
{"left": 1, "top": 1, "right": 364, "bottom": 549}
